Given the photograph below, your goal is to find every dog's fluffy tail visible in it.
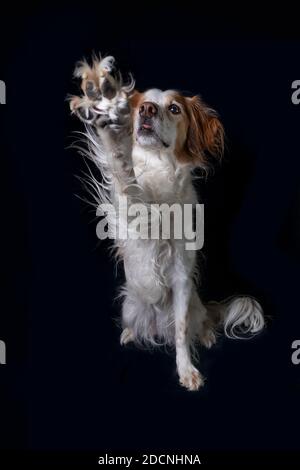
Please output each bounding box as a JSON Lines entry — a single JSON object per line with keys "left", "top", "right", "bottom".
{"left": 207, "top": 296, "right": 265, "bottom": 339}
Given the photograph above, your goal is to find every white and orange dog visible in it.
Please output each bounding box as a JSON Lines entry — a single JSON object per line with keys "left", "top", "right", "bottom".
{"left": 70, "top": 55, "right": 264, "bottom": 391}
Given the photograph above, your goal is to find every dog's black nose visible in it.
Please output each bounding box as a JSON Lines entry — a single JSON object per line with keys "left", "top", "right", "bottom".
{"left": 139, "top": 101, "right": 158, "bottom": 118}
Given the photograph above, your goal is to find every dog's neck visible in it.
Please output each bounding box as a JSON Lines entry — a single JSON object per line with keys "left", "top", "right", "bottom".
{"left": 131, "top": 144, "right": 193, "bottom": 203}
{"left": 132, "top": 145, "right": 176, "bottom": 176}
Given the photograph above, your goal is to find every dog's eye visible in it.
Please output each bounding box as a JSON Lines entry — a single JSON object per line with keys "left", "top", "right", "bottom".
{"left": 168, "top": 104, "right": 181, "bottom": 114}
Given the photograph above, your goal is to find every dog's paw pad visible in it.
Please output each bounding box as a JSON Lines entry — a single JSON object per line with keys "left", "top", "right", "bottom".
{"left": 101, "top": 76, "right": 117, "bottom": 99}
{"left": 85, "top": 80, "right": 102, "bottom": 100}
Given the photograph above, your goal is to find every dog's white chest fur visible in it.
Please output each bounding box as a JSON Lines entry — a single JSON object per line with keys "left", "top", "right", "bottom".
{"left": 132, "top": 147, "right": 196, "bottom": 205}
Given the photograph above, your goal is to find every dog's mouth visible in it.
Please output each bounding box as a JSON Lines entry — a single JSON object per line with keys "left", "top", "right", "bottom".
{"left": 137, "top": 119, "right": 170, "bottom": 148}
{"left": 139, "top": 119, "right": 154, "bottom": 133}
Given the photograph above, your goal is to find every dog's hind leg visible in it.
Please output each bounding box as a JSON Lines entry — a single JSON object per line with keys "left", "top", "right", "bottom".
{"left": 120, "top": 290, "right": 157, "bottom": 346}
{"left": 189, "top": 291, "right": 218, "bottom": 349}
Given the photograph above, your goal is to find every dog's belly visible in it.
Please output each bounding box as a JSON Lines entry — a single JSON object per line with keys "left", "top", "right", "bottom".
{"left": 123, "top": 238, "right": 173, "bottom": 305}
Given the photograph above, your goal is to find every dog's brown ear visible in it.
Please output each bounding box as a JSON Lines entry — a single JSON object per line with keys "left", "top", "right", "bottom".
{"left": 129, "top": 90, "right": 143, "bottom": 110}
{"left": 185, "top": 95, "right": 224, "bottom": 166}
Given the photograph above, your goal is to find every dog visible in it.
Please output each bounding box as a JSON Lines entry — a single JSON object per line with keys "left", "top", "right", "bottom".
{"left": 69, "top": 55, "right": 265, "bottom": 391}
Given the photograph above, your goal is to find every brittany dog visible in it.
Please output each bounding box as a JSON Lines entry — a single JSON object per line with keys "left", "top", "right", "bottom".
{"left": 69, "top": 55, "right": 264, "bottom": 391}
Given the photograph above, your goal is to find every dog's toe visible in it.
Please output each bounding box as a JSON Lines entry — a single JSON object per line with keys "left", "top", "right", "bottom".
{"left": 120, "top": 328, "right": 134, "bottom": 345}
{"left": 201, "top": 329, "right": 217, "bottom": 349}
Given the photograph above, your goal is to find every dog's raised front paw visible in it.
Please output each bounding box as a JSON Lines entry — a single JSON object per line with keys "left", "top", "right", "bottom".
{"left": 69, "top": 54, "right": 134, "bottom": 132}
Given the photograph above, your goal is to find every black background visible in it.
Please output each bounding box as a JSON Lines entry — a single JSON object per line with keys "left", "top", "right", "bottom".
{"left": 1, "top": 2, "right": 300, "bottom": 464}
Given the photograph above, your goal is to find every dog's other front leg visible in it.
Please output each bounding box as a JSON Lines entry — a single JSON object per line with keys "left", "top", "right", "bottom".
{"left": 173, "top": 277, "right": 204, "bottom": 391}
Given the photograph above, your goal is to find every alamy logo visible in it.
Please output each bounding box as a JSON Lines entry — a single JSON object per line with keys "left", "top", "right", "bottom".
{"left": 0, "top": 80, "right": 6, "bottom": 104}
{"left": 291, "top": 80, "right": 300, "bottom": 105}
{"left": 291, "top": 340, "right": 300, "bottom": 365}
{"left": 96, "top": 196, "right": 204, "bottom": 251}
{"left": 0, "top": 340, "right": 6, "bottom": 365}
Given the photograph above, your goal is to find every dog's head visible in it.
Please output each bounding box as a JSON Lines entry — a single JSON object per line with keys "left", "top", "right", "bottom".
{"left": 130, "top": 89, "right": 224, "bottom": 166}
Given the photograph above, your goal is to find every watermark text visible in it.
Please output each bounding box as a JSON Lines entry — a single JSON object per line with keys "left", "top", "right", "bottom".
{"left": 0, "top": 339, "right": 6, "bottom": 365}
{"left": 96, "top": 196, "right": 204, "bottom": 251}
{"left": 0, "top": 80, "right": 6, "bottom": 104}
{"left": 291, "top": 340, "right": 300, "bottom": 365}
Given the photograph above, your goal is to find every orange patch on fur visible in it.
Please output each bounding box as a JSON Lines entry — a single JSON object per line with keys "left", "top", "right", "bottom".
{"left": 170, "top": 93, "right": 224, "bottom": 167}
{"left": 167, "top": 93, "right": 191, "bottom": 164}
{"left": 129, "top": 90, "right": 144, "bottom": 111}
{"left": 81, "top": 68, "right": 100, "bottom": 95}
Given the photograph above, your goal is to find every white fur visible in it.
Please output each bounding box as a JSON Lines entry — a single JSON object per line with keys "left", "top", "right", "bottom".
{"left": 223, "top": 297, "right": 265, "bottom": 339}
